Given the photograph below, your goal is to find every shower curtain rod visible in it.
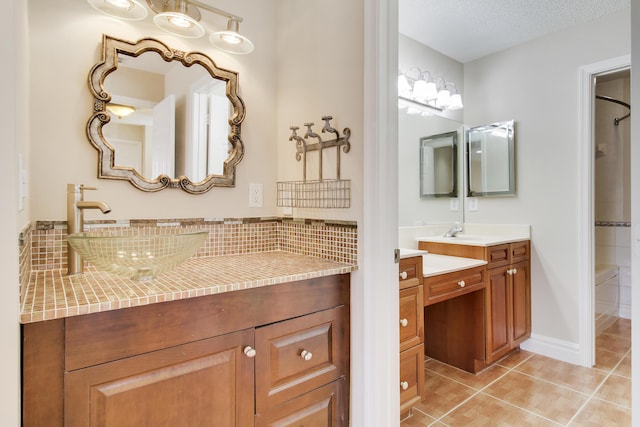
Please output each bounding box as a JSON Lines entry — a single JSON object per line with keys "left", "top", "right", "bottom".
{"left": 595, "top": 95, "right": 631, "bottom": 126}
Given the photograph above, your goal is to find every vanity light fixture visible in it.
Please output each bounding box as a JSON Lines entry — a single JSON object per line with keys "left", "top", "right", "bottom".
{"left": 88, "top": 0, "right": 148, "bottom": 20}
{"left": 398, "top": 68, "right": 463, "bottom": 112}
{"left": 146, "top": 0, "right": 254, "bottom": 54}
{"left": 106, "top": 103, "right": 136, "bottom": 119}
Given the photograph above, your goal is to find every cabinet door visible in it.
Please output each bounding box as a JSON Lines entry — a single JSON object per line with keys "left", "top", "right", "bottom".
{"left": 486, "top": 266, "right": 511, "bottom": 362}
{"left": 255, "top": 306, "right": 348, "bottom": 412}
{"left": 65, "top": 329, "right": 254, "bottom": 427}
{"left": 399, "top": 285, "right": 424, "bottom": 352}
{"left": 400, "top": 343, "right": 424, "bottom": 414}
{"left": 511, "top": 260, "right": 531, "bottom": 345}
{"left": 255, "top": 379, "right": 346, "bottom": 427}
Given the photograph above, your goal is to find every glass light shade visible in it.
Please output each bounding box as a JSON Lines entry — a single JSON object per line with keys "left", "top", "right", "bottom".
{"left": 423, "top": 81, "right": 438, "bottom": 100}
{"left": 106, "top": 103, "right": 135, "bottom": 118}
{"left": 153, "top": 11, "right": 205, "bottom": 38}
{"left": 87, "top": 0, "right": 148, "bottom": 20}
{"left": 398, "top": 75, "right": 412, "bottom": 98}
{"left": 209, "top": 19, "right": 254, "bottom": 54}
{"left": 411, "top": 80, "right": 429, "bottom": 101}
{"left": 436, "top": 89, "right": 451, "bottom": 109}
{"left": 449, "top": 93, "right": 464, "bottom": 110}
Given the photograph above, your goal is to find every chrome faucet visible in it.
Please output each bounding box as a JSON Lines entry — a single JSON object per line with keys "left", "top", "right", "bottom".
{"left": 443, "top": 222, "right": 463, "bottom": 238}
{"left": 66, "top": 184, "right": 111, "bottom": 275}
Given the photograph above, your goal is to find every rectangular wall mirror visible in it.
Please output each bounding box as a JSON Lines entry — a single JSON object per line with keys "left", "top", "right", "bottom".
{"left": 466, "top": 120, "right": 515, "bottom": 197}
{"left": 420, "top": 131, "right": 458, "bottom": 198}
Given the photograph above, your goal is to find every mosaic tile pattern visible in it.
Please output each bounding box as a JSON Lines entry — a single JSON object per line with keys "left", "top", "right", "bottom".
{"left": 20, "top": 251, "right": 356, "bottom": 323}
{"left": 25, "top": 217, "right": 357, "bottom": 273}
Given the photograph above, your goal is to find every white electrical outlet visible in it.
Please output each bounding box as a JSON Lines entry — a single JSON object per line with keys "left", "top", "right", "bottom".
{"left": 249, "top": 183, "right": 263, "bottom": 207}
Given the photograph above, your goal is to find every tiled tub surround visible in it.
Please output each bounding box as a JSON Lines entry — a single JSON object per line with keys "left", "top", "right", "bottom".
{"left": 19, "top": 217, "right": 357, "bottom": 323}
{"left": 595, "top": 222, "right": 631, "bottom": 319}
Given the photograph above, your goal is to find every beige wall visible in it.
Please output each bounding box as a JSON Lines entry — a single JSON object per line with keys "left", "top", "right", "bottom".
{"left": 28, "top": 0, "right": 279, "bottom": 221}
{"left": 463, "top": 9, "right": 630, "bottom": 346}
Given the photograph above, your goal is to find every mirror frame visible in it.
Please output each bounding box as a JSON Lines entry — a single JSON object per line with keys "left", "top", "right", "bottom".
{"left": 466, "top": 120, "right": 515, "bottom": 197}
{"left": 419, "top": 131, "right": 458, "bottom": 198}
{"left": 87, "top": 34, "right": 245, "bottom": 194}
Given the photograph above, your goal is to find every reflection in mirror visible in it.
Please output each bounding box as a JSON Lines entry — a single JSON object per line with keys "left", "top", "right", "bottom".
{"left": 420, "top": 131, "right": 457, "bottom": 198}
{"left": 87, "top": 35, "right": 245, "bottom": 194}
{"left": 466, "top": 120, "right": 515, "bottom": 197}
{"left": 399, "top": 109, "right": 464, "bottom": 227}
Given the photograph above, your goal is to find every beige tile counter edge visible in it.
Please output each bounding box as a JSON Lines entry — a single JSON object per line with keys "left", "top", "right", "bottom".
{"left": 21, "top": 251, "right": 357, "bottom": 324}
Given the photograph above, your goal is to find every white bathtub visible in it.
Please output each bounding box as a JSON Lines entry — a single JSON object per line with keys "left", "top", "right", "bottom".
{"left": 595, "top": 264, "right": 619, "bottom": 335}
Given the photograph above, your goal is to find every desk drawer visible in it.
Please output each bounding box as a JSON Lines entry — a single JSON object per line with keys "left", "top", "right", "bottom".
{"left": 424, "top": 266, "right": 485, "bottom": 306}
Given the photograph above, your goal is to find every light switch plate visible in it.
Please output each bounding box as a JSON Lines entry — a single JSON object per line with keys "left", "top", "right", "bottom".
{"left": 468, "top": 197, "right": 478, "bottom": 211}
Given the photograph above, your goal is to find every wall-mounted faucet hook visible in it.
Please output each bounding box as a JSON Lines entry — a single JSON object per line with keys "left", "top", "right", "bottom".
{"left": 289, "top": 126, "right": 301, "bottom": 139}
{"left": 321, "top": 115, "right": 340, "bottom": 139}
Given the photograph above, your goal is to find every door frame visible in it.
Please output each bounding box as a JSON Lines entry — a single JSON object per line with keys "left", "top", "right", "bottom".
{"left": 577, "top": 54, "right": 630, "bottom": 367}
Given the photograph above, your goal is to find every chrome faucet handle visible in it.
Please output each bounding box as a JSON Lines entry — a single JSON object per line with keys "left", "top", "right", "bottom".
{"left": 80, "top": 185, "right": 98, "bottom": 191}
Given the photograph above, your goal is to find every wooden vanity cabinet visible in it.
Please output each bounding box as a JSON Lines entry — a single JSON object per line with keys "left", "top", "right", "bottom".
{"left": 22, "top": 274, "right": 350, "bottom": 427}
{"left": 485, "top": 242, "right": 531, "bottom": 362}
{"left": 398, "top": 256, "right": 424, "bottom": 416}
{"left": 418, "top": 239, "right": 531, "bottom": 366}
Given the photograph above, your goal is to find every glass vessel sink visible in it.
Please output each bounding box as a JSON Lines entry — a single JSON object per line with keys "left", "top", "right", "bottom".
{"left": 67, "top": 230, "right": 208, "bottom": 281}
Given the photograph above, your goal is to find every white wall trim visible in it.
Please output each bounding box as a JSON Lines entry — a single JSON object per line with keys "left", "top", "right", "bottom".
{"left": 577, "top": 54, "right": 631, "bottom": 368}
{"left": 520, "top": 334, "right": 582, "bottom": 365}
{"left": 356, "top": 0, "right": 399, "bottom": 425}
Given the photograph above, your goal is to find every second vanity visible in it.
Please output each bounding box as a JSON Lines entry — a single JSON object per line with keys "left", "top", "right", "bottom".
{"left": 399, "top": 228, "right": 531, "bottom": 409}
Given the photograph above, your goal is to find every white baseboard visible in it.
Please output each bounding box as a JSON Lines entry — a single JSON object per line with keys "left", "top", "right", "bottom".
{"left": 619, "top": 305, "right": 632, "bottom": 319}
{"left": 519, "top": 333, "right": 586, "bottom": 366}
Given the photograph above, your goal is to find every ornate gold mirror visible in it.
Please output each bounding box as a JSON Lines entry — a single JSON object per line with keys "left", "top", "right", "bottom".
{"left": 87, "top": 35, "right": 245, "bottom": 194}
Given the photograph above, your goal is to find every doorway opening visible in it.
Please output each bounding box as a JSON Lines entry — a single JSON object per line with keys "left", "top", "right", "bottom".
{"left": 578, "top": 55, "right": 631, "bottom": 368}
{"left": 593, "top": 69, "right": 632, "bottom": 366}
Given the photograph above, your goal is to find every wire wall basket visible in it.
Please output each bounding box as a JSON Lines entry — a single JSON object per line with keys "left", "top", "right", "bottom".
{"left": 278, "top": 116, "right": 352, "bottom": 209}
{"left": 277, "top": 179, "right": 351, "bottom": 208}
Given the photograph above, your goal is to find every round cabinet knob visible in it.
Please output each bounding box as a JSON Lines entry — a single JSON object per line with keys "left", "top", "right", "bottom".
{"left": 243, "top": 346, "right": 257, "bottom": 358}
{"left": 400, "top": 381, "right": 409, "bottom": 390}
{"left": 400, "top": 318, "right": 409, "bottom": 327}
{"left": 512, "top": 268, "right": 518, "bottom": 275}
{"left": 300, "top": 350, "right": 313, "bottom": 361}
{"left": 400, "top": 271, "right": 408, "bottom": 280}
{"left": 458, "top": 280, "right": 465, "bottom": 288}
{"left": 506, "top": 269, "right": 513, "bottom": 275}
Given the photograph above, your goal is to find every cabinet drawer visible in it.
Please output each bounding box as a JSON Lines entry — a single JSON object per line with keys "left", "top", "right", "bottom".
{"left": 255, "top": 378, "right": 346, "bottom": 427}
{"left": 486, "top": 241, "right": 530, "bottom": 270}
{"left": 511, "top": 240, "right": 530, "bottom": 264}
{"left": 424, "top": 266, "right": 485, "bottom": 306}
{"left": 255, "top": 306, "right": 348, "bottom": 412}
{"left": 400, "top": 343, "right": 424, "bottom": 413}
{"left": 399, "top": 256, "right": 423, "bottom": 290}
{"left": 486, "top": 244, "right": 511, "bottom": 269}
{"left": 399, "top": 285, "right": 424, "bottom": 352}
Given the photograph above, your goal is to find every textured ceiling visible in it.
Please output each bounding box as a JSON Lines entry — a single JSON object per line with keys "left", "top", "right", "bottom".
{"left": 399, "top": 0, "right": 630, "bottom": 63}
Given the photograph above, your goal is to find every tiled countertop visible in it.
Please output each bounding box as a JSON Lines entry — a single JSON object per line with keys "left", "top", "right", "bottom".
{"left": 20, "top": 251, "right": 357, "bottom": 324}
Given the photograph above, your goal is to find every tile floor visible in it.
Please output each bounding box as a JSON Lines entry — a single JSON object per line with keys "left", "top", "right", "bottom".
{"left": 402, "top": 317, "right": 631, "bottom": 426}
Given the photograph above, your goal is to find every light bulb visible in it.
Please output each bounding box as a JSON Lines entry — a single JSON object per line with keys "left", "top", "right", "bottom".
{"left": 107, "top": 0, "right": 133, "bottom": 9}
{"left": 169, "top": 15, "right": 193, "bottom": 29}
